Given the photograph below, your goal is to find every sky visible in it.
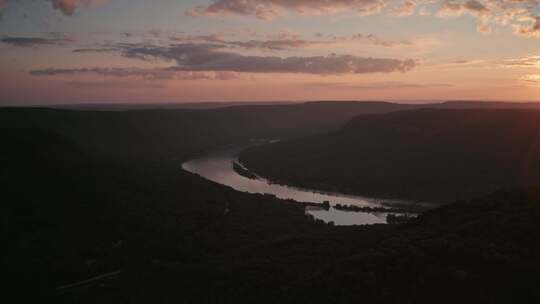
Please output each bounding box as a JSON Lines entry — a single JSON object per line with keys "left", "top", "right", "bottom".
{"left": 1, "top": 0, "right": 540, "bottom": 105}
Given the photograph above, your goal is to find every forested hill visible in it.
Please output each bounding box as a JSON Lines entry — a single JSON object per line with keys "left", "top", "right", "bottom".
{"left": 0, "top": 101, "right": 410, "bottom": 161}
{"left": 239, "top": 109, "right": 540, "bottom": 203}
{"left": 4, "top": 101, "right": 540, "bottom": 161}
{"left": 2, "top": 105, "right": 540, "bottom": 303}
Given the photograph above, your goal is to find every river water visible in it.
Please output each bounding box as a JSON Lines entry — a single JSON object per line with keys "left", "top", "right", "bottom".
{"left": 181, "top": 146, "right": 417, "bottom": 225}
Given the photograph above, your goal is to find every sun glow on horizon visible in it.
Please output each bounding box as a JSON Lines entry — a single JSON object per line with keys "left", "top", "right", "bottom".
{"left": 2, "top": 0, "right": 540, "bottom": 104}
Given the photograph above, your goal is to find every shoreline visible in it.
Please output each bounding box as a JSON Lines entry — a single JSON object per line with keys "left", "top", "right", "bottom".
{"left": 234, "top": 154, "right": 434, "bottom": 212}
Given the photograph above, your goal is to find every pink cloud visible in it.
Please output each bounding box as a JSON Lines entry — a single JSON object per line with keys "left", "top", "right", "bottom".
{"left": 50, "top": 0, "right": 106, "bottom": 15}
{"left": 0, "top": 0, "right": 105, "bottom": 16}
{"left": 188, "top": 0, "right": 540, "bottom": 39}
{"left": 187, "top": 0, "right": 386, "bottom": 20}
{"left": 515, "top": 16, "right": 540, "bottom": 37}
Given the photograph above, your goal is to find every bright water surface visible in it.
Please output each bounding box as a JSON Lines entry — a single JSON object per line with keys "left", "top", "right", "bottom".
{"left": 181, "top": 146, "right": 416, "bottom": 225}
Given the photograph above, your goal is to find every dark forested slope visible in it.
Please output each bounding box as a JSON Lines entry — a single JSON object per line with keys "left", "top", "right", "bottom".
{"left": 2, "top": 105, "right": 540, "bottom": 303}
{"left": 240, "top": 109, "right": 540, "bottom": 202}
{"left": 0, "top": 101, "right": 411, "bottom": 160}
{"left": 3, "top": 102, "right": 411, "bottom": 300}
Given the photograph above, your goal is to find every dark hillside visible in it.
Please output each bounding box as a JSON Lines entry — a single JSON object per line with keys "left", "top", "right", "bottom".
{"left": 0, "top": 101, "right": 410, "bottom": 160}
{"left": 283, "top": 187, "right": 540, "bottom": 303}
{"left": 240, "top": 109, "right": 540, "bottom": 202}
{"left": 3, "top": 124, "right": 540, "bottom": 304}
{"left": 2, "top": 106, "right": 540, "bottom": 303}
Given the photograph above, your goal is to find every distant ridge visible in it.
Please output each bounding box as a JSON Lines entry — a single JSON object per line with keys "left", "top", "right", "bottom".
{"left": 5, "top": 100, "right": 540, "bottom": 112}
{"left": 41, "top": 101, "right": 297, "bottom": 111}
{"left": 435, "top": 101, "right": 540, "bottom": 109}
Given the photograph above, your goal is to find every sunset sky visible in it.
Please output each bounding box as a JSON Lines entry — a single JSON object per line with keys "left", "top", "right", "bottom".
{"left": 2, "top": 0, "right": 540, "bottom": 105}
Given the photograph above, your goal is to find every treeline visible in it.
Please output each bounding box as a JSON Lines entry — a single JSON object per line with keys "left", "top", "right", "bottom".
{"left": 333, "top": 203, "right": 411, "bottom": 214}
{"left": 233, "top": 161, "right": 258, "bottom": 179}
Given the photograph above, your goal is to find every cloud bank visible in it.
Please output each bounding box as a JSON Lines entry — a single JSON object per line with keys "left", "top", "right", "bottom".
{"left": 31, "top": 42, "right": 416, "bottom": 78}
{"left": 169, "top": 32, "right": 416, "bottom": 51}
{"left": 187, "top": 0, "right": 387, "bottom": 20}
{"left": 31, "top": 67, "right": 241, "bottom": 80}
{"left": 116, "top": 43, "right": 416, "bottom": 74}
{"left": 188, "top": 0, "right": 540, "bottom": 37}
{"left": 0, "top": 35, "right": 71, "bottom": 47}
{"left": 4, "top": 1, "right": 540, "bottom": 39}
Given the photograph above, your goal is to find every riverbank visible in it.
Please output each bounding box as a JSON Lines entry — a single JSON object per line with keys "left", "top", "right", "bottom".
{"left": 183, "top": 145, "right": 431, "bottom": 225}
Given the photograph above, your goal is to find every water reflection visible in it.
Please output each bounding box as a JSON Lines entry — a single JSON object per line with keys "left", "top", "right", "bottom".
{"left": 305, "top": 206, "right": 388, "bottom": 226}
{"left": 182, "top": 146, "right": 412, "bottom": 225}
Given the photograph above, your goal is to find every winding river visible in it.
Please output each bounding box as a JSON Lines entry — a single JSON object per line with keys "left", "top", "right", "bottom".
{"left": 182, "top": 145, "right": 418, "bottom": 225}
